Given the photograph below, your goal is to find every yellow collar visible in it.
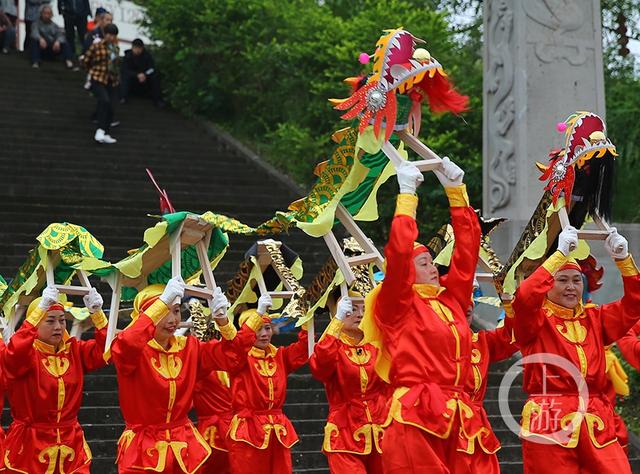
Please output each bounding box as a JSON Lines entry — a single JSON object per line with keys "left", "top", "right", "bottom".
{"left": 34, "top": 337, "right": 71, "bottom": 355}
{"left": 250, "top": 344, "right": 277, "bottom": 358}
{"left": 340, "top": 332, "right": 364, "bottom": 347}
{"left": 148, "top": 335, "right": 187, "bottom": 353}
{"left": 542, "top": 298, "right": 590, "bottom": 320}
{"left": 412, "top": 283, "right": 444, "bottom": 299}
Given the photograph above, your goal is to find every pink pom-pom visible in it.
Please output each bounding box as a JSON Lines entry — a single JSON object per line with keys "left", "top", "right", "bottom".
{"left": 358, "top": 53, "right": 370, "bottom": 64}
{"left": 556, "top": 122, "right": 567, "bottom": 133}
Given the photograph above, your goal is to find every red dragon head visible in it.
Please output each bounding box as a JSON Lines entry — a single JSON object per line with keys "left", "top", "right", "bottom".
{"left": 331, "top": 28, "right": 468, "bottom": 141}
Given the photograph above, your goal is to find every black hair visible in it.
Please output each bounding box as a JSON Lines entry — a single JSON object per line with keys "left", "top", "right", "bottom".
{"left": 104, "top": 24, "right": 119, "bottom": 36}
{"left": 132, "top": 38, "right": 144, "bottom": 48}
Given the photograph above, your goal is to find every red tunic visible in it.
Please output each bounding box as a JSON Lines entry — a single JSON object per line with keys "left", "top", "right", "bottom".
{"left": 461, "top": 320, "right": 517, "bottom": 455}
{"left": 374, "top": 187, "right": 481, "bottom": 440}
{"left": 110, "top": 299, "right": 257, "bottom": 473}
{"left": 2, "top": 311, "right": 108, "bottom": 473}
{"left": 617, "top": 320, "right": 640, "bottom": 371}
{"left": 228, "top": 329, "right": 309, "bottom": 449}
{"left": 193, "top": 370, "right": 233, "bottom": 453}
{"left": 309, "top": 319, "right": 390, "bottom": 455}
{"left": 513, "top": 252, "right": 640, "bottom": 448}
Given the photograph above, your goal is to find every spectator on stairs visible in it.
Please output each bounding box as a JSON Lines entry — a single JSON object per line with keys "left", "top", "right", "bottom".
{"left": 30, "top": 4, "right": 74, "bottom": 69}
{"left": 81, "top": 6, "right": 110, "bottom": 54}
{"left": 57, "top": 0, "right": 91, "bottom": 58}
{"left": 120, "top": 39, "right": 165, "bottom": 108}
{"left": 0, "top": 6, "right": 16, "bottom": 54}
{"left": 24, "top": 0, "right": 49, "bottom": 50}
{"left": 83, "top": 22, "right": 120, "bottom": 144}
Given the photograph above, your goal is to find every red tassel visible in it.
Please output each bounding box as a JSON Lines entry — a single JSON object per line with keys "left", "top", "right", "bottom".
{"left": 384, "top": 92, "right": 397, "bottom": 141}
{"left": 421, "top": 72, "right": 469, "bottom": 114}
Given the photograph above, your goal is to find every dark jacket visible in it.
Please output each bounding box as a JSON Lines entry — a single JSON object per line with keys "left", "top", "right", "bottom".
{"left": 122, "top": 48, "right": 156, "bottom": 76}
{"left": 82, "top": 25, "right": 101, "bottom": 52}
{"left": 58, "top": 0, "right": 90, "bottom": 17}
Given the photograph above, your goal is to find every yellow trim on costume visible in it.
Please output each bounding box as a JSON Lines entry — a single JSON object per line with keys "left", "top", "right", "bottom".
{"left": 148, "top": 335, "right": 188, "bottom": 353}
{"left": 543, "top": 298, "right": 589, "bottom": 320}
{"left": 34, "top": 337, "right": 71, "bottom": 355}
{"left": 217, "top": 370, "right": 231, "bottom": 388}
{"left": 413, "top": 284, "right": 444, "bottom": 299}
{"left": 145, "top": 299, "right": 169, "bottom": 325}
{"left": 394, "top": 194, "right": 418, "bottom": 218}
{"left": 324, "top": 318, "right": 344, "bottom": 338}
{"left": 542, "top": 251, "right": 568, "bottom": 275}
{"left": 605, "top": 348, "right": 629, "bottom": 397}
{"left": 503, "top": 300, "right": 514, "bottom": 319}
{"left": 218, "top": 321, "right": 237, "bottom": 341}
{"left": 575, "top": 346, "right": 588, "bottom": 377}
{"left": 615, "top": 255, "right": 639, "bottom": 277}
{"left": 90, "top": 310, "right": 108, "bottom": 330}
{"left": 444, "top": 184, "right": 469, "bottom": 207}
{"left": 27, "top": 306, "right": 48, "bottom": 327}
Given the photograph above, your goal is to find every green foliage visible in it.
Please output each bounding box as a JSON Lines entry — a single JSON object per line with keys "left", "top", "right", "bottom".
{"left": 141, "top": 0, "right": 482, "bottom": 238}
{"left": 613, "top": 345, "right": 640, "bottom": 435}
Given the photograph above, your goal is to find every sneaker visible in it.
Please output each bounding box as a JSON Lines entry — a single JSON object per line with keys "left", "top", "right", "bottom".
{"left": 32, "top": 62, "right": 39, "bottom": 68}
{"left": 110, "top": 120, "right": 121, "bottom": 128}
{"left": 94, "top": 129, "right": 117, "bottom": 144}
{"left": 65, "top": 60, "right": 74, "bottom": 69}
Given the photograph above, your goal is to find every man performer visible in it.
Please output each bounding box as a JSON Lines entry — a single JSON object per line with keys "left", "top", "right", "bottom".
{"left": 2, "top": 286, "right": 108, "bottom": 473}
{"left": 512, "top": 225, "right": 640, "bottom": 473}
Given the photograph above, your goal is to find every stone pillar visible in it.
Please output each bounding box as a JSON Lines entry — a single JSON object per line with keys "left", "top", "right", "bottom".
{"left": 482, "top": 0, "right": 606, "bottom": 256}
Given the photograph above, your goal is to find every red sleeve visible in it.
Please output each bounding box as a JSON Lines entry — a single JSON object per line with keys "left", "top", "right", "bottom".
{"left": 439, "top": 207, "right": 481, "bottom": 313}
{"left": 309, "top": 320, "right": 342, "bottom": 383}
{"left": 600, "top": 256, "right": 640, "bottom": 345}
{"left": 282, "top": 328, "right": 309, "bottom": 374}
{"left": 2, "top": 321, "right": 37, "bottom": 380}
{"left": 78, "top": 326, "right": 108, "bottom": 373}
{"left": 110, "top": 310, "right": 159, "bottom": 376}
{"left": 197, "top": 324, "right": 257, "bottom": 377}
{"left": 375, "top": 194, "right": 419, "bottom": 330}
{"left": 512, "top": 252, "right": 562, "bottom": 345}
{"left": 484, "top": 324, "right": 517, "bottom": 363}
{"left": 617, "top": 320, "right": 640, "bottom": 371}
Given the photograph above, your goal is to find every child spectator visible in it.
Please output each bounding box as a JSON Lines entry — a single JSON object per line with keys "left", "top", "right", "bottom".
{"left": 83, "top": 23, "right": 120, "bottom": 144}
{"left": 30, "top": 4, "right": 73, "bottom": 68}
{"left": 120, "top": 39, "right": 165, "bottom": 107}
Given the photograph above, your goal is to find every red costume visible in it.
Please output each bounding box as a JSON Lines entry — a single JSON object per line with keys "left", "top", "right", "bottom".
{"left": 618, "top": 320, "right": 640, "bottom": 371}
{"left": 309, "top": 318, "right": 390, "bottom": 474}
{"left": 368, "top": 186, "right": 481, "bottom": 473}
{"left": 513, "top": 252, "right": 640, "bottom": 474}
{"left": 227, "top": 314, "right": 309, "bottom": 474}
{"left": 459, "top": 311, "right": 517, "bottom": 474}
{"left": 193, "top": 370, "right": 233, "bottom": 474}
{"left": 2, "top": 303, "right": 108, "bottom": 473}
{"left": 110, "top": 290, "right": 259, "bottom": 474}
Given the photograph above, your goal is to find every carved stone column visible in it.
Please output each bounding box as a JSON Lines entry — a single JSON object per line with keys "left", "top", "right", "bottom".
{"left": 482, "top": 0, "right": 605, "bottom": 255}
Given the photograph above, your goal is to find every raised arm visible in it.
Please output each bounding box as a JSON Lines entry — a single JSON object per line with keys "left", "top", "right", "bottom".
{"left": 77, "top": 288, "right": 109, "bottom": 372}
{"left": 617, "top": 320, "right": 640, "bottom": 372}
{"left": 375, "top": 162, "right": 423, "bottom": 328}
{"left": 598, "top": 230, "right": 640, "bottom": 344}
{"left": 282, "top": 326, "right": 310, "bottom": 374}
{"left": 310, "top": 319, "right": 344, "bottom": 382}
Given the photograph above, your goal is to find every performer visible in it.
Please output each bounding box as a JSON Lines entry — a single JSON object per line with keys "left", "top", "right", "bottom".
{"left": 310, "top": 295, "right": 390, "bottom": 474}
{"left": 512, "top": 226, "right": 640, "bottom": 474}
{"left": 618, "top": 320, "right": 640, "bottom": 371}
{"left": 110, "top": 277, "right": 260, "bottom": 474}
{"left": 227, "top": 293, "right": 309, "bottom": 474}
{"left": 191, "top": 301, "right": 234, "bottom": 474}
{"left": 362, "top": 158, "right": 481, "bottom": 473}
{"left": 460, "top": 296, "right": 518, "bottom": 473}
{"left": 2, "top": 286, "right": 108, "bottom": 473}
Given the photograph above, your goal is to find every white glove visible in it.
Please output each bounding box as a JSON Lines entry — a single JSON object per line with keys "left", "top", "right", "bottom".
{"left": 335, "top": 297, "right": 352, "bottom": 321}
{"left": 257, "top": 293, "right": 273, "bottom": 316}
{"left": 38, "top": 286, "right": 59, "bottom": 310}
{"left": 605, "top": 227, "right": 629, "bottom": 260}
{"left": 433, "top": 156, "right": 464, "bottom": 187}
{"left": 83, "top": 287, "right": 103, "bottom": 314}
{"left": 557, "top": 226, "right": 579, "bottom": 256}
{"left": 210, "top": 287, "right": 230, "bottom": 319}
{"left": 159, "top": 276, "right": 185, "bottom": 306}
{"left": 396, "top": 161, "right": 424, "bottom": 194}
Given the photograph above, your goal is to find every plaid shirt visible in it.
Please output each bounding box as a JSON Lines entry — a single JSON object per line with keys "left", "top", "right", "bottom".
{"left": 83, "top": 41, "right": 120, "bottom": 86}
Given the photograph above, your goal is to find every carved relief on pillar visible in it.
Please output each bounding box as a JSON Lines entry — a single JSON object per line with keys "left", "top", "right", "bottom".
{"left": 486, "top": 0, "right": 516, "bottom": 212}
{"left": 523, "top": 0, "right": 595, "bottom": 66}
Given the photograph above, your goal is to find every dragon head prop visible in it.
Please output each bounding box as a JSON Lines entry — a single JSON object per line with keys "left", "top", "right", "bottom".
{"left": 331, "top": 28, "right": 468, "bottom": 141}
{"left": 538, "top": 111, "right": 618, "bottom": 220}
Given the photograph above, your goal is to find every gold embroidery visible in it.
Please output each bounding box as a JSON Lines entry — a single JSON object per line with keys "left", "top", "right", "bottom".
{"left": 37, "top": 445, "right": 76, "bottom": 474}
{"left": 471, "top": 348, "right": 481, "bottom": 364}
{"left": 145, "top": 440, "right": 189, "bottom": 472}
{"left": 555, "top": 320, "right": 587, "bottom": 343}
{"left": 254, "top": 359, "right": 277, "bottom": 377}
{"left": 203, "top": 425, "right": 218, "bottom": 447}
{"left": 41, "top": 356, "right": 70, "bottom": 377}
{"left": 353, "top": 425, "right": 373, "bottom": 454}
{"left": 151, "top": 353, "right": 183, "bottom": 380}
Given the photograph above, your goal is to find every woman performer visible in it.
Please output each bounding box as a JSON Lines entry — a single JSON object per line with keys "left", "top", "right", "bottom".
{"left": 2, "top": 286, "right": 108, "bottom": 473}
{"left": 227, "top": 293, "right": 309, "bottom": 474}
{"left": 310, "top": 294, "right": 390, "bottom": 473}
{"left": 512, "top": 225, "right": 640, "bottom": 474}
{"left": 110, "top": 276, "right": 261, "bottom": 473}
{"left": 361, "top": 158, "right": 482, "bottom": 473}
